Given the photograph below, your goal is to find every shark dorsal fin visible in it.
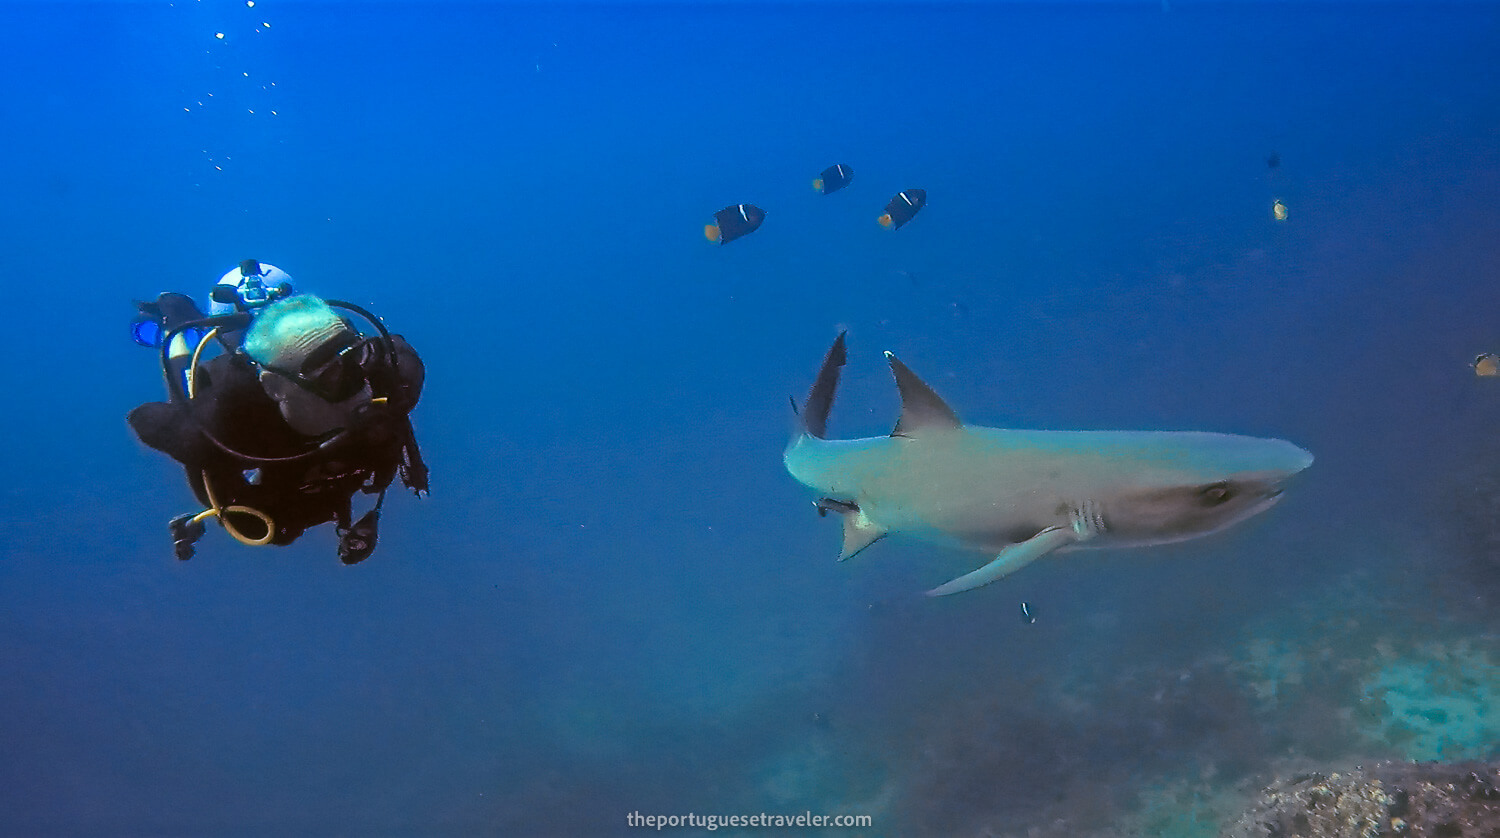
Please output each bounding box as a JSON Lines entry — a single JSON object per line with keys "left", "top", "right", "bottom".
{"left": 801, "top": 332, "right": 847, "bottom": 439}
{"left": 885, "top": 351, "right": 961, "bottom": 436}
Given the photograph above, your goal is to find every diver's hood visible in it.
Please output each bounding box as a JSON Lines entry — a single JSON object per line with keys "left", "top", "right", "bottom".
{"left": 244, "top": 295, "right": 372, "bottom": 437}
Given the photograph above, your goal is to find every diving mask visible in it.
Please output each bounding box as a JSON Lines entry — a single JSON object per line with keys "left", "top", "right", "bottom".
{"left": 263, "top": 330, "right": 366, "bottom": 403}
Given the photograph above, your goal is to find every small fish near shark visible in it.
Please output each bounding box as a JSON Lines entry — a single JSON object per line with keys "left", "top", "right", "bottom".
{"left": 783, "top": 333, "right": 1314, "bottom": 597}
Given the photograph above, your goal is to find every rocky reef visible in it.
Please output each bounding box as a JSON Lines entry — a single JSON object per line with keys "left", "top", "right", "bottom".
{"left": 1221, "top": 762, "right": 1500, "bottom": 838}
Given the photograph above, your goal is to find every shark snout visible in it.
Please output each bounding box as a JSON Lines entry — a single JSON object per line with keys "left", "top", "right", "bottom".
{"left": 1248, "top": 449, "right": 1313, "bottom": 501}
{"left": 1256, "top": 438, "right": 1315, "bottom": 480}
{"left": 1282, "top": 444, "right": 1315, "bottom": 476}
{"left": 1226, "top": 438, "right": 1313, "bottom": 488}
{"left": 1236, "top": 447, "right": 1312, "bottom": 517}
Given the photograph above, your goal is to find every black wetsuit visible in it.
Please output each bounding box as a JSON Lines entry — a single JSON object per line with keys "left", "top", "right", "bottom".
{"left": 128, "top": 294, "right": 428, "bottom": 558}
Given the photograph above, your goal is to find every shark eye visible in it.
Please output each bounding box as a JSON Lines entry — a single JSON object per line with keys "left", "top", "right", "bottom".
{"left": 1198, "top": 483, "right": 1234, "bottom": 505}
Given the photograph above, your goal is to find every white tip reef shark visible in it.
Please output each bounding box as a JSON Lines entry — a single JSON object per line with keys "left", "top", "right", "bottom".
{"left": 783, "top": 333, "right": 1314, "bottom": 597}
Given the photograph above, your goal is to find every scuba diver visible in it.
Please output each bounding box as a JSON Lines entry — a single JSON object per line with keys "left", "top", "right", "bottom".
{"left": 128, "top": 260, "right": 429, "bottom": 564}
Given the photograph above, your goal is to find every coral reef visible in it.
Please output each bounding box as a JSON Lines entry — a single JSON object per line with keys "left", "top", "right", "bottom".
{"left": 1221, "top": 770, "right": 1390, "bottom": 838}
{"left": 1220, "top": 761, "right": 1500, "bottom": 838}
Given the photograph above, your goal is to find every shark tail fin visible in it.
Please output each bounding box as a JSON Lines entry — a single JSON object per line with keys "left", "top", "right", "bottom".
{"left": 800, "top": 331, "right": 847, "bottom": 439}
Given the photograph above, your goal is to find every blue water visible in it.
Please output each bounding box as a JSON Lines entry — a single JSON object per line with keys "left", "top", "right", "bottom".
{"left": 3, "top": 2, "right": 1499, "bottom": 835}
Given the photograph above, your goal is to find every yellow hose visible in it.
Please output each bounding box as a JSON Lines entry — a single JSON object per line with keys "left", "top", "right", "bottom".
{"left": 185, "top": 326, "right": 277, "bottom": 547}
{"left": 185, "top": 326, "right": 218, "bottom": 400}
{"left": 200, "top": 470, "right": 276, "bottom": 546}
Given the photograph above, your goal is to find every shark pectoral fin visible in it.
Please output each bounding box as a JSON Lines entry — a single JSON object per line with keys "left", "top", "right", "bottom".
{"left": 925, "top": 526, "right": 1078, "bottom": 597}
{"left": 838, "top": 513, "right": 886, "bottom": 561}
{"left": 812, "top": 498, "right": 885, "bottom": 560}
